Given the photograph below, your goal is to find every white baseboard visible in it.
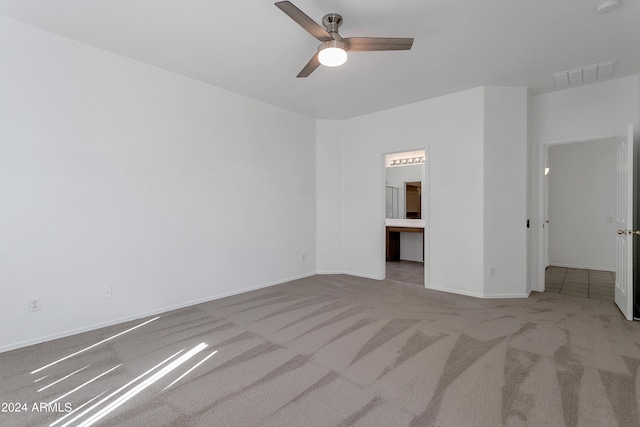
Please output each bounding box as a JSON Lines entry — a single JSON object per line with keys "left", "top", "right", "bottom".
{"left": 426, "top": 284, "right": 485, "bottom": 299}
{"left": 317, "top": 270, "right": 382, "bottom": 280}
{"left": 427, "top": 284, "right": 529, "bottom": 299}
{"left": 549, "top": 262, "right": 614, "bottom": 271}
{"left": 0, "top": 272, "right": 316, "bottom": 354}
{"left": 482, "top": 291, "right": 531, "bottom": 299}
{"left": 341, "top": 271, "right": 382, "bottom": 280}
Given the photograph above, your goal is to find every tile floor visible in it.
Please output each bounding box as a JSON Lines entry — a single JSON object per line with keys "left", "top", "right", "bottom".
{"left": 544, "top": 265, "right": 615, "bottom": 301}
{"left": 386, "top": 260, "right": 424, "bottom": 286}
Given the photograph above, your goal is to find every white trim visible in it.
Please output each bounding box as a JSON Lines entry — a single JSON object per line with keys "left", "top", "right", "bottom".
{"left": 0, "top": 272, "right": 315, "bottom": 354}
{"left": 483, "top": 291, "right": 532, "bottom": 299}
{"left": 381, "top": 146, "right": 430, "bottom": 288}
{"left": 427, "top": 284, "right": 530, "bottom": 299}
{"left": 549, "top": 262, "right": 615, "bottom": 272}
{"left": 341, "top": 271, "right": 382, "bottom": 280}
{"left": 539, "top": 133, "right": 619, "bottom": 146}
{"left": 315, "top": 270, "right": 348, "bottom": 275}
{"left": 426, "top": 284, "right": 484, "bottom": 299}
{"left": 423, "top": 145, "right": 430, "bottom": 288}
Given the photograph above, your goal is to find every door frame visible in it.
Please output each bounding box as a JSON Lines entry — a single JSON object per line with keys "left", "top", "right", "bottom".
{"left": 381, "top": 146, "right": 430, "bottom": 287}
{"left": 536, "top": 133, "right": 618, "bottom": 292}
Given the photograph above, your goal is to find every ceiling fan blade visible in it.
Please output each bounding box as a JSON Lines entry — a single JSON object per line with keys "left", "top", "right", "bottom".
{"left": 275, "top": 1, "right": 333, "bottom": 42}
{"left": 297, "top": 53, "right": 321, "bottom": 78}
{"left": 344, "top": 37, "right": 414, "bottom": 52}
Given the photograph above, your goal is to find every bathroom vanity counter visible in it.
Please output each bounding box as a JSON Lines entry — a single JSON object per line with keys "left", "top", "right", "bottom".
{"left": 385, "top": 219, "right": 424, "bottom": 261}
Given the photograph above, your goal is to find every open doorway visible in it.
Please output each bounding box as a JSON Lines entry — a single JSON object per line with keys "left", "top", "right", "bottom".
{"left": 543, "top": 138, "right": 618, "bottom": 302}
{"left": 383, "top": 150, "right": 426, "bottom": 286}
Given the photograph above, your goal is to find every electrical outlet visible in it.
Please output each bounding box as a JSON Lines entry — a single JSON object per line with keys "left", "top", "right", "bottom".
{"left": 302, "top": 253, "right": 306, "bottom": 261}
{"left": 103, "top": 286, "right": 112, "bottom": 299}
{"left": 490, "top": 267, "right": 496, "bottom": 277}
{"left": 29, "top": 298, "right": 41, "bottom": 312}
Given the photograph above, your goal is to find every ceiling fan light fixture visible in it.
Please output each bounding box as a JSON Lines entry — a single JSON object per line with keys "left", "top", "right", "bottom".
{"left": 596, "top": 0, "right": 620, "bottom": 14}
{"left": 318, "top": 40, "right": 348, "bottom": 67}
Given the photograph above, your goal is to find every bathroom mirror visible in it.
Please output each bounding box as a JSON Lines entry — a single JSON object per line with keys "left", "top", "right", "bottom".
{"left": 405, "top": 181, "right": 421, "bottom": 219}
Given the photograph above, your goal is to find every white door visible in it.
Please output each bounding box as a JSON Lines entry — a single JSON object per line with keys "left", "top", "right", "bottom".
{"left": 543, "top": 153, "right": 550, "bottom": 269}
{"left": 615, "top": 124, "right": 634, "bottom": 320}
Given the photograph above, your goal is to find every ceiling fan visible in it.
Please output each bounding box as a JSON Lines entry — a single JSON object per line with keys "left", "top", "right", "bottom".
{"left": 275, "top": 1, "right": 414, "bottom": 77}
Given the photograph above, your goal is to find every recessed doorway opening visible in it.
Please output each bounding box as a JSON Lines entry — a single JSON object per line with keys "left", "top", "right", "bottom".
{"left": 383, "top": 149, "right": 427, "bottom": 287}
{"left": 543, "top": 138, "right": 618, "bottom": 302}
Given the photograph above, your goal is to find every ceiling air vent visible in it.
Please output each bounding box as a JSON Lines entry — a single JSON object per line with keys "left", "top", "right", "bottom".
{"left": 553, "top": 60, "right": 616, "bottom": 89}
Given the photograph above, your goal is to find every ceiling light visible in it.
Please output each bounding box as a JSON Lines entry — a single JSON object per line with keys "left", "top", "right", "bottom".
{"left": 387, "top": 155, "right": 426, "bottom": 168}
{"left": 596, "top": 0, "right": 621, "bottom": 14}
{"left": 318, "top": 40, "right": 348, "bottom": 67}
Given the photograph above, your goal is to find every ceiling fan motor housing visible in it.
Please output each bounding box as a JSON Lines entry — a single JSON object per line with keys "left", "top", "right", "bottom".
{"left": 318, "top": 40, "right": 347, "bottom": 53}
{"left": 322, "top": 13, "right": 343, "bottom": 34}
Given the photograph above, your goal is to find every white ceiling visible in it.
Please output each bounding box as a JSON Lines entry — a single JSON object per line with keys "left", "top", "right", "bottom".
{"left": 0, "top": 0, "right": 638, "bottom": 119}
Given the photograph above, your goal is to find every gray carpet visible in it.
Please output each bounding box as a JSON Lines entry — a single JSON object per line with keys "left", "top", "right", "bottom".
{"left": 1, "top": 274, "right": 639, "bottom": 426}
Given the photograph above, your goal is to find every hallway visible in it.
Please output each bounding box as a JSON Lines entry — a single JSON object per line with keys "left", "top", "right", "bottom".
{"left": 544, "top": 265, "right": 614, "bottom": 301}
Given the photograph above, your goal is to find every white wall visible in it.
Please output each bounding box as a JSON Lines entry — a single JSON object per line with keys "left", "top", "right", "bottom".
{"left": 385, "top": 164, "right": 423, "bottom": 262}
{"left": 316, "top": 120, "right": 343, "bottom": 273}
{"left": 322, "top": 88, "right": 487, "bottom": 294}
{"left": 548, "top": 139, "right": 617, "bottom": 270}
{"left": 529, "top": 76, "right": 639, "bottom": 291}
{"left": 0, "top": 17, "right": 317, "bottom": 352}
{"left": 483, "top": 87, "right": 528, "bottom": 296}
{"left": 315, "top": 87, "right": 529, "bottom": 297}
